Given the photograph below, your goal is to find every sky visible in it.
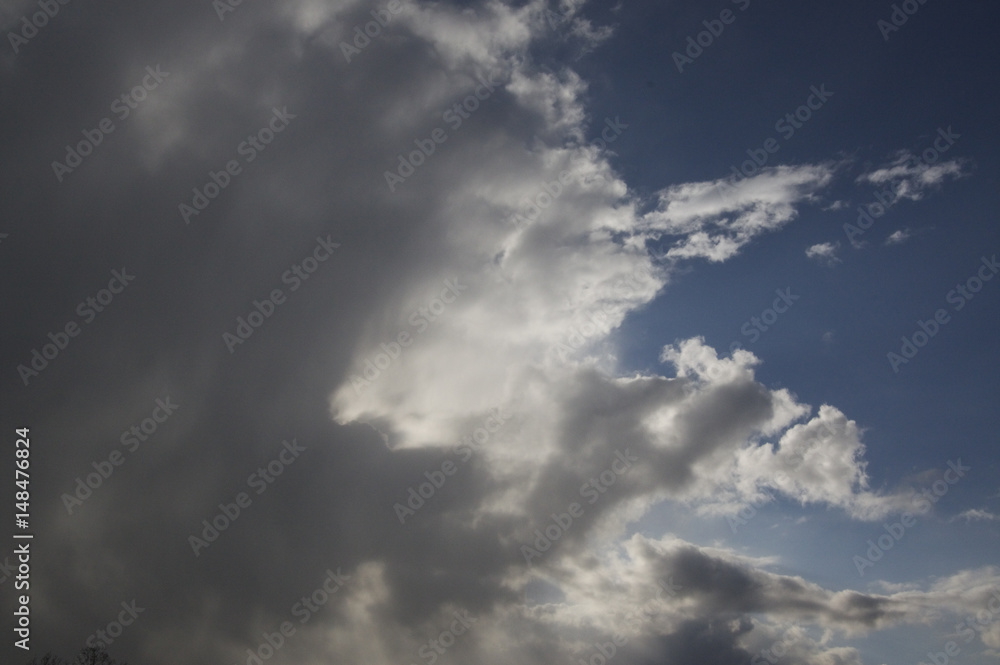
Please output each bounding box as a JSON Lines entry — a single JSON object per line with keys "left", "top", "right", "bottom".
{"left": 1, "top": 1, "right": 999, "bottom": 664}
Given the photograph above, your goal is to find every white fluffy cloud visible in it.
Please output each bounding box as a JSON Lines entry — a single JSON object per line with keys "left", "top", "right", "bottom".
{"left": 806, "top": 241, "right": 841, "bottom": 264}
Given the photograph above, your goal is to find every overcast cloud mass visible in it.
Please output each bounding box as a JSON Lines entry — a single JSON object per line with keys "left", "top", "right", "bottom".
{"left": 2, "top": 1, "right": 998, "bottom": 665}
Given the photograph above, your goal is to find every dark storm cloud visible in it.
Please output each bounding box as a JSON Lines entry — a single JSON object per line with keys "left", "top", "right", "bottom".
{"left": 642, "top": 618, "right": 756, "bottom": 665}
{"left": 0, "top": 1, "right": 525, "bottom": 662}
{"left": 0, "top": 0, "right": 609, "bottom": 660}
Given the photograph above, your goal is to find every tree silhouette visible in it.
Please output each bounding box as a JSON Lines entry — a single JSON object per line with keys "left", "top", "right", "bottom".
{"left": 25, "top": 653, "right": 64, "bottom": 665}
{"left": 26, "top": 646, "right": 128, "bottom": 665}
{"left": 73, "top": 647, "right": 128, "bottom": 665}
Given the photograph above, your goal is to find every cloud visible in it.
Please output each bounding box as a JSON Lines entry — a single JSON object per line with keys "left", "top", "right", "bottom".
{"left": 0, "top": 1, "right": 988, "bottom": 664}
{"left": 857, "top": 151, "right": 969, "bottom": 205}
{"left": 953, "top": 509, "right": 999, "bottom": 523}
{"left": 806, "top": 241, "right": 841, "bottom": 264}
{"left": 638, "top": 165, "right": 835, "bottom": 262}
{"left": 885, "top": 229, "right": 912, "bottom": 245}
{"left": 484, "top": 536, "right": 1000, "bottom": 665}
{"left": 313, "top": 14, "right": 913, "bottom": 649}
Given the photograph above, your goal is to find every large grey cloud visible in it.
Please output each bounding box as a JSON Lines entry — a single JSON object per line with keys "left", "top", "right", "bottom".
{"left": 0, "top": 1, "right": 990, "bottom": 665}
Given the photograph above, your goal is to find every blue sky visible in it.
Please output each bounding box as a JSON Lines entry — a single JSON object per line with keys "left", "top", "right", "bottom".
{"left": 2, "top": 1, "right": 998, "bottom": 664}
{"left": 599, "top": 3, "right": 1000, "bottom": 661}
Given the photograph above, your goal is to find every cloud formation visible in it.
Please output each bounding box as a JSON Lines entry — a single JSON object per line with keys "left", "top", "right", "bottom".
{"left": 805, "top": 241, "right": 841, "bottom": 264}
{"left": 857, "top": 150, "right": 968, "bottom": 205}
{"left": 1, "top": 2, "right": 992, "bottom": 665}
{"left": 642, "top": 165, "right": 835, "bottom": 262}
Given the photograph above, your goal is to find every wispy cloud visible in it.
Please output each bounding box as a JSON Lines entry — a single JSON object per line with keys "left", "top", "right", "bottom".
{"left": 857, "top": 149, "right": 969, "bottom": 205}
{"left": 953, "top": 508, "right": 999, "bottom": 523}
{"left": 641, "top": 165, "right": 835, "bottom": 262}
{"left": 885, "top": 228, "right": 912, "bottom": 245}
